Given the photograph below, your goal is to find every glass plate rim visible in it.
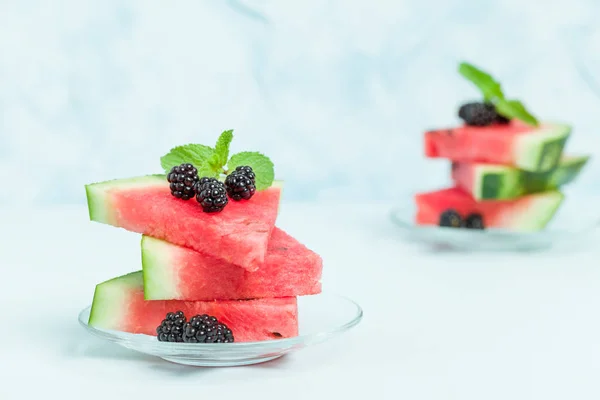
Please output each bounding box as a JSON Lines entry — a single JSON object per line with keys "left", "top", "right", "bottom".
{"left": 78, "top": 292, "right": 364, "bottom": 350}
{"left": 389, "top": 205, "right": 600, "bottom": 239}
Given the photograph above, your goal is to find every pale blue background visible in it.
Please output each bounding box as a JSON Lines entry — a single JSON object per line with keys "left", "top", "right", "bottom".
{"left": 1, "top": 0, "right": 599, "bottom": 204}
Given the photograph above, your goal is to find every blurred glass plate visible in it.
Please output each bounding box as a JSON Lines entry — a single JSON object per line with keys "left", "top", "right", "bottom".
{"left": 389, "top": 195, "right": 600, "bottom": 251}
{"left": 78, "top": 293, "right": 363, "bottom": 367}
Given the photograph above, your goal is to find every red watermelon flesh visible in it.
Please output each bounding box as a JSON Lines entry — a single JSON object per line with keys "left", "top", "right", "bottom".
{"left": 142, "top": 227, "right": 322, "bottom": 301}
{"left": 85, "top": 175, "right": 282, "bottom": 272}
{"left": 88, "top": 271, "right": 299, "bottom": 342}
{"left": 415, "top": 187, "right": 564, "bottom": 232}
{"left": 425, "top": 121, "right": 571, "bottom": 172}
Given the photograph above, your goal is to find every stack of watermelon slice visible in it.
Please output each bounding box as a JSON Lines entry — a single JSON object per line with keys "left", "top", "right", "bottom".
{"left": 414, "top": 63, "right": 590, "bottom": 232}
{"left": 84, "top": 175, "right": 322, "bottom": 342}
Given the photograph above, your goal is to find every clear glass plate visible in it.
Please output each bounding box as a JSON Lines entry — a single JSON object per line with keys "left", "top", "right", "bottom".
{"left": 389, "top": 195, "right": 600, "bottom": 251}
{"left": 78, "top": 293, "right": 363, "bottom": 367}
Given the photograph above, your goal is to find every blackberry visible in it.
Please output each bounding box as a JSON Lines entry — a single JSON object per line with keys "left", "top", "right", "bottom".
{"left": 495, "top": 113, "right": 511, "bottom": 124}
{"left": 156, "top": 311, "right": 187, "bottom": 342}
{"left": 465, "top": 213, "right": 485, "bottom": 229}
{"left": 439, "top": 209, "right": 464, "bottom": 228}
{"left": 458, "top": 102, "right": 497, "bottom": 126}
{"left": 182, "top": 314, "right": 235, "bottom": 343}
{"left": 195, "top": 177, "right": 228, "bottom": 213}
{"left": 225, "top": 166, "right": 256, "bottom": 201}
{"left": 233, "top": 165, "right": 256, "bottom": 181}
{"left": 167, "top": 163, "right": 199, "bottom": 200}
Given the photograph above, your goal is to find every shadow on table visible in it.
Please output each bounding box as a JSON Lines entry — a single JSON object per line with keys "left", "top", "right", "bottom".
{"left": 40, "top": 313, "right": 300, "bottom": 374}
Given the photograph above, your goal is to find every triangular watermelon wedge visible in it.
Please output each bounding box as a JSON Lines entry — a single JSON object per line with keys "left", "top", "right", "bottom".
{"left": 425, "top": 121, "right": 571, "bottom": 172}
{"left": 88, "top": 271, "right": 298, "bottom": 342}
{"left": 414, "top": 186, "right": 564, "bottom": 232}
{"left": 141, "top": 227, "right": 323, "bottom": 301}
{"left": 85, "top": 175, "right": 282, "bottom": 271}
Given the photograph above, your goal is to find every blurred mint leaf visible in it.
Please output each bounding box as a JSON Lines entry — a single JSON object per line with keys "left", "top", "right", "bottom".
{"left": 459, "top": 62, "right": 540, "bottom": 126}
{"left": 160, "top": 144, "right": 214, "bottom": 173}
{"left": 495, "top": 99, "right": 539, "bottom": 126}
{"left": 228, "top": 151, "right": 274, "bottom": 190}
{"left": 458, "top": 62, "right": 505, "bottom": 101}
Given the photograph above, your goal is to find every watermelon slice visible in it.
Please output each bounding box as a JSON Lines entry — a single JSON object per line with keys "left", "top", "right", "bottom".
{"left": 425, "top": 121, "right": 571, "bottom": 172}
{"left": 415, "top": 187, "right": 564, "bottom": 232}
{"left": 452, "top": 155, "right": 589, "bottom": 201}
{"left": 85, "top": 175, "right": 282, "bottom": 271}
{"left": 142, "top": 227, "right": 322, "bottom": 301}
{"left": 88, "top": 271, "right": 299, "bottom": 342}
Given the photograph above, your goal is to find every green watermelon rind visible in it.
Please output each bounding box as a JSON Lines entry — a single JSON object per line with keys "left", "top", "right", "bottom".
{"left": 85, "top": 175, "right": 166, "bottom": 224}
{"left": 506, "top": 190, "right": 564, "bottom": 232}
{"left": 543, "top": 155, "right": 590, "bottom": 188}
{"left": 88, "top": 271, "right": 142, "bottom": 327}
{"left": 472, "top": 164, "right": 522, "bottom": 200}
{"left": 467, "top": 155, "right": 589, "bottom": 201}
{"left": 141, "top": 236, "right": 180, "bottom": 300}
{"left": 513, "top": 123, "right": 571, "bottom": 172}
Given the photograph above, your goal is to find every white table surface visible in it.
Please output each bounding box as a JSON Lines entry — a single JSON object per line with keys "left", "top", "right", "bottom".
{"left": 3, "top": 202, "right": 600, "bottom": 400}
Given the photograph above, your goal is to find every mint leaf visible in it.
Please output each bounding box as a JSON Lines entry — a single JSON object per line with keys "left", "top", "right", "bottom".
{"left": 160, "top": 144, "right": 214, "bottom": 173}
{"left": 495, "top": 99, "right": 539, "bottom": 126}
{"left": 206, "top": 129, "right": 234, "bottom": 175}
{"left": 197, "top": 163, "right": 220, "bottom": 179}
{"left": 212, "top": 129, "right": 234, "bottom": 169}
{"left": 228, "top": 151, "right": 274, "bottom": 190}
{"left": 458, "top": 62, "right": 504, "bottom": 101}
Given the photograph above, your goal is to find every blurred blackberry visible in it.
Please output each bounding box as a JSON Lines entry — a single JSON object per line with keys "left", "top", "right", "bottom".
{"left": 182, "top": 314, "right": 235, "bottom": 343}
{"left": 195, "top": 177, "right": 228, "bottom": 213}
{"left": 458, "top": 102, "right": 497, "bottom": 126}
{"left": 439, "top": 209, "right": 464, "bottom": 228}
{"left": 465, "top": 213, "right": 485, "bottom": 229}
{"left": 495, "top": 113, "right": 511, "bottom": 124}
{"left": 225, "top": 167, "right": 256, "bottom": 201}
{"left": 167, "top": 163, "right": 199, "bottom": 200}
{"left": 156, "top": 311, "right": 187, "bottom": 342}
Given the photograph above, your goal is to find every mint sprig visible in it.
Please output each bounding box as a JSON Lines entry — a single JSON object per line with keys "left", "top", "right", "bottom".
{"left": 458, "top": 62, "right": 539, "bottom": 126}
{"left": 160, "top": 130, "right": 275, "bottom": 190}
